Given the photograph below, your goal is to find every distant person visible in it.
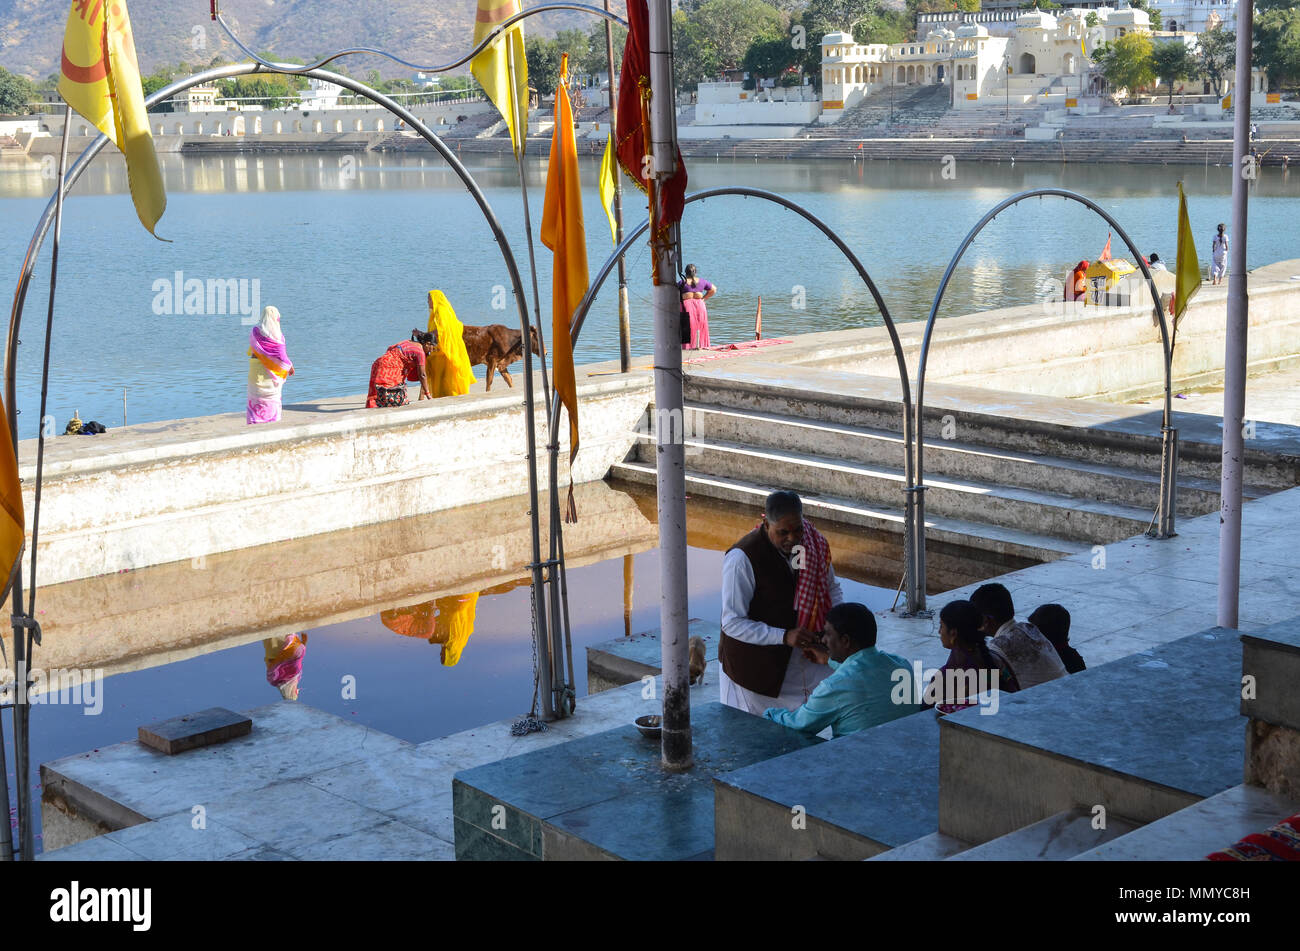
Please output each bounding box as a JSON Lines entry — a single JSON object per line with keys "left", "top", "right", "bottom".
{"left": 719, "top": 490, "right": 843, "bottom": 715}
{"left": 247, "top": 305, "right": 294, "bottom": 424}
{"left": 263, "top": 633, "right": 307, "bottom": 700}
{"left": 1028, "top": 603, "right": 1086, "bottom": 674}
{"left": 1148, "top": 252, "right": 1167, "bottom": 272}
{"left": 678, "top": 263, "right": 716, "bottom": 350}
{"left": 366, "top": 331, "right": 438, "bottom": 407}
{"left": 1066, "top": 259, "right": 1089, "bottom": 302}
{"left": 969, "top": 583, "right": 1067, "bottom": 689}
{"left": 1211, "top": 222, "right": 1229, "bottom": 285}
{"left": 763, "top": 602, "right": 921, "bottom": 737}
{"left": 425, "top": 290, "right": 476, "bottom": 397}
{"left": 925, "top": 599, "right": 1018, "bottom": 715}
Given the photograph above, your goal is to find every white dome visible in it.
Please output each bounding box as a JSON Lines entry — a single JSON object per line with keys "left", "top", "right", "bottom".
{"left": 956, "top": 23, "right": 989, "bottom": 37}
{"left": 932, "top": 27, "right": 955, "bottom": 40}
{"left": 1105, "top": 9, "right": 1150, "bottom": 26}
{"left": 1017, "top": 10, "right": 1059, "bottom": 29}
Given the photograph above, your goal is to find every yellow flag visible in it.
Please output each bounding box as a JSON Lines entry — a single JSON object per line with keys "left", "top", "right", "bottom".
{"left": 58, "top": 0, "right": 166, "bottom": 237}
{"left": 471, "top": 0, "right": 529, "bottom": 156}
{"left": 540, "top": 55, "right": 589, "bottom": 522}
{"left": 0, "top": 395, "right": 23, "bottom": 606}
{"left": 598, "top": 135, "right": 618, "bottom": 245}
{"left": 1173, "top": 181, "right": 1202, "bottom": 330}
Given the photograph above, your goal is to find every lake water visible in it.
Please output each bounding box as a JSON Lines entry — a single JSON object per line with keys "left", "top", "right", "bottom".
{"left": 2, "top": 150, "right": 1300, "bottom": 435}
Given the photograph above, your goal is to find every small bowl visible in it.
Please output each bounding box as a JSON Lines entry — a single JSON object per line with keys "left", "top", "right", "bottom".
{"left": 634, "top": 714, "right": 662, "bottom": 740}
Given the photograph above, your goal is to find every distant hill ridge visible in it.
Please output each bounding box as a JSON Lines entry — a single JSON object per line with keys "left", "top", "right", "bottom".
{"left": 0, "top": 0, "right": 590, "bottom": 80}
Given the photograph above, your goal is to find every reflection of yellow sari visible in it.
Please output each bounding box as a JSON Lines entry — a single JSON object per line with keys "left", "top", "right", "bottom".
{"left": 379, "top": 592, "right": 479, "bottom": 667}
{"left": 426, "top": 290, "right": 476, "bottom": 397}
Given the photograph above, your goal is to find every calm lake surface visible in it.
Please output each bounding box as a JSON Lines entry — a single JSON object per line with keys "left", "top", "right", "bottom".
{"left": 3, "top": 151, "right": 1300, "bottom": 433}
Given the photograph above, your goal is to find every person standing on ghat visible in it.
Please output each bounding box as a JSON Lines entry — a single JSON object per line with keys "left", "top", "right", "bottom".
{"left": 719, "top": 490, "right": 843, "bottom": 715}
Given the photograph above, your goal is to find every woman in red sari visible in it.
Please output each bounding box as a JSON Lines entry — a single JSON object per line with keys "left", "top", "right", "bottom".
{"left": 366, "top": 330, "right": 438, "bottom": 408}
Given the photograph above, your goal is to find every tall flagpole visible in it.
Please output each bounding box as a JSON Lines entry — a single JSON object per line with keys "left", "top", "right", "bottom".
{"left": 648, "top": 0, "right": 692, "bottom": 771}
{"left": 605, "top": 0, "right": 632, "bottom": 372}
{"left": 1217, "top": 0, "right": 1254, "bottom": 628}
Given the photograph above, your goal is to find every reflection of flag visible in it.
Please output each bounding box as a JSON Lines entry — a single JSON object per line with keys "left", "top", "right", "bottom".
{"left": 0, "top": 394, "right": 23, "bottom": 607}
{"left": 435, "top": 593, "right": 479, "bottom": 667}
{"left": 599, "top": 135, "right": 619, "bottom": 244}
{"left": 1173, "top": 181, "right": 1203, "bottom": 330}
{"left": 471, "top": 0, "right": 528, "bottom": 156}
{"left": 58, "top": 0, "right": 166, "bottom": 237}
{"left": 1100, "top": 232, "right": 1112, "bottom": 261}
{"left": 616, "top": 0, "right": 687, "bottom": 243}
{"left": 540, "top": 54, "right": 588, "bottom": 523}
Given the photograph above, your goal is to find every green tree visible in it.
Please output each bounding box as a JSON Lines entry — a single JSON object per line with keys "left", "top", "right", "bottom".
{"left": 1152, "top": 40, "right": 1195, "bottom": 106}
{"left": 1085, "top": 12, "right": 1099, "bottom": 28}
{"left": 695, "top": 0, "right": 786, "bottom": 69}
{"left": 673, "top": 9, "right": 723, "bottom": 90}
{"left": 1129, "top": 0, "right": 1163, "bottom": 31}
{"left": 743, "top": 35, "right": 801, "bottom": 84}
{"left": 582, "top": 20, "right": 627, "bottom": 79}
{"left": 1095, "top": 31, "right": 1157, "bottom": 101}
{"left": 0, "top": 66, "right": 37, "bottom": 114}
{"left": 806, "top": 0, "right": 877, "bottom": 33}
{"left": 857, "top": 10, "right": 909, "bottom": 45}
{"left": 525, "top": 36, "right": 563, "bottom": 96}
{"left": 1195, "top": 27, "right": 1236, "bottom": 97}
{"left": 1255, "top": 8, "right": 1300, "bottom": 91}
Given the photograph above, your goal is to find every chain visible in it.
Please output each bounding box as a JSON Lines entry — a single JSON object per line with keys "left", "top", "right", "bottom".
{"left": 510, "top": 558, "right": 547, "bottom": 737}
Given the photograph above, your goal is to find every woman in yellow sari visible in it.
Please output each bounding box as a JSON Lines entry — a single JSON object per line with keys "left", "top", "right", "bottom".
{"left": 425, "top": 290, "right": 476, "bottom": 397}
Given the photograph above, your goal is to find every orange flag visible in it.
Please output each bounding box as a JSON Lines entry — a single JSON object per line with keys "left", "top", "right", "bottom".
{"left": 540, "top": 54, "right": 589, "bottom": 523}
{"left": 1100, "top": 232, "right": 1112, "bottom": 261}
{"left": 0, "top": 394, "right": 23, "bottom": 608}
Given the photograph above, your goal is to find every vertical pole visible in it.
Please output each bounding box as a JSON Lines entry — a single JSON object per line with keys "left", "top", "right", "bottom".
{"left": 1218, "top": 2, "right": 1254, "bottom": 628}
{"left": 605, "top": 0, "right": 632, "bottom": 374}
{"left": 648, "top": 0, "right": 692, "bottom": 771}
{"left": 623, "top": 552, "right": 633, "bottom": 637}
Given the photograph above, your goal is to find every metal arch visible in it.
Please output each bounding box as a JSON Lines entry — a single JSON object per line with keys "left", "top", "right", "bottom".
{"left": 213, "top": 3, "right": 628, "bottom": 78}
{"left": 4, "top": 63, "right": 562, "bottom": 712}
{"left": 548, "top": 186, "right": 930, "bottom": 614}
{"left": 911, "top": 188, "right": 1178, "bottom": 608}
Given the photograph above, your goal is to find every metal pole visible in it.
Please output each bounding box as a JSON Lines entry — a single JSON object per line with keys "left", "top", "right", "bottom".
{"left": 648, "top": 0, "right": 692, "bottom": 771}
{"left": 605, "top": 0, "right": 632, "bottom": 373}
{"left": 1218, "top": 1, "right": 1254, "bottom": 628}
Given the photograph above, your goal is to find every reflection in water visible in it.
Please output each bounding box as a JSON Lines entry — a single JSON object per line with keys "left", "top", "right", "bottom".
{"left": 624, "top": 553, "right": 633, "bottom": 637}
{"left": 262, "top": 633, "right": 308, "bottom": 700}
{"left": 381, "top": 594, "right": 478, "bottom": 667}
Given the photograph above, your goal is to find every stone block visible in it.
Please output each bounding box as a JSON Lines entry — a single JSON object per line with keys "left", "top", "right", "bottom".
{"left": 138, "top": 707, "right": 252, "bottom": 755}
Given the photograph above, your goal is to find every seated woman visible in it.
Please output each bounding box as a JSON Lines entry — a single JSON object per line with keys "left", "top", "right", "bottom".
{"left": 366, "top": 330, "right": 438, "bottom": 407}
{"left": 925, "top": 599, "right": 1018, "bottom": 715}
{"left": 1028, "top": 603, "right": 1086, "bottom": 674}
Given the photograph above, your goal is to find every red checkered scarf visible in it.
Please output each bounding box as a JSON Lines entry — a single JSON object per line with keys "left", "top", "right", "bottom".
{"left": 759, "top": 517, "right": 832, "bottom": 632}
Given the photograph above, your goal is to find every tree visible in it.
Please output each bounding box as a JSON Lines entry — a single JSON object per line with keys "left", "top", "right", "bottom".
{"left": 743, "top": 36, "right": 801, "bottom": 85}
{"left": 694, "top": 0, "right": 786, "bottom": 69}
{"left": 1085, "top": 12, "right": 1099, "bottom": 28}
{"left": 1129, "top": 0, "right": 1163, "bottom": 31}
{"left": 1255, "top": 8, "right": 1300, "bottom": 92}
{"left": 1196, "top": 27, "right": 1236, "bottom": 97}
{"left": 581, "top": 20, "right": 628, "bottom": 79}
{"left": 806, "top": 0, "right": 877, "bottom": 34}
{"left": 857, "top": 10, "right": 909, "bottom": 45}
{"left": 525, "top": 36, "right": 563, "bottom": 96}
{"left": 1152, "top": 40, "right": 1195, "bottom": 106}
{"left": 673, "top": 9, "right": 723, "bottom": 90}
{"left": 0, "top": 66, "right": 37, "bottom": 114}
{"left": 1095, "top": 31, "right": 1157, "bottom": 101}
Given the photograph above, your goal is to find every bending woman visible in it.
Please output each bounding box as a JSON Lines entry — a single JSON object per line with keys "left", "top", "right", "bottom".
{"left": 366, "top": 330, "right": 438, "bottom": 407}
{"left": 426, "top": 290, "right": 476, "bottom": 397}
{"left": 247, "top": 306, "right": 294, "bottom": 424}
{"left": 678, "top": 263, "right": 716, "bottom": 350}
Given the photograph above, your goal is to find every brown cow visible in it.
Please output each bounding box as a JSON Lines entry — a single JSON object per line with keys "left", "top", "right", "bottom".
{"left": 460, "top": 323, "right": 544, "bottom": 392}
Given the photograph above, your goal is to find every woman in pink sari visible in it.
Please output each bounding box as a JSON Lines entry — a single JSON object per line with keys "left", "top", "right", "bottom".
{"left": 247, "top": 306, "right": 294, "bottom": 424}
{"left": 678, "top": 263, "right": 716, "bottom": 350}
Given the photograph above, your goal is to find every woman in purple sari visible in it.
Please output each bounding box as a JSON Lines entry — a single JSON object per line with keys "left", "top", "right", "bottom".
{"left": 247, "top": 306, "right": 294, "bottom": 424}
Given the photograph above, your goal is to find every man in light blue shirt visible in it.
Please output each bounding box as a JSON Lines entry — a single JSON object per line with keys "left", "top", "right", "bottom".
{"left": 764, "top": 602, "right": 921, "bottom": 738}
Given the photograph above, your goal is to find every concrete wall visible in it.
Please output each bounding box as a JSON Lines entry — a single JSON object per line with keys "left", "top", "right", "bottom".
{"left": 695, "top": 101, "right": 821, "bottom": 126}
{"left": 18, "top": 374, "right": 652, "bottom": 587}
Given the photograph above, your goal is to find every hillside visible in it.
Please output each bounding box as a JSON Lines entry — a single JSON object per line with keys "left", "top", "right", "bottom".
{"left": 0, "top": 0, "right": 593, "bottom": 80}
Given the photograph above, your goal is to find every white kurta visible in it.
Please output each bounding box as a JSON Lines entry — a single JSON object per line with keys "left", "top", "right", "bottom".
{"left": 718, "top": 546, "right": 843, "bottom": 715}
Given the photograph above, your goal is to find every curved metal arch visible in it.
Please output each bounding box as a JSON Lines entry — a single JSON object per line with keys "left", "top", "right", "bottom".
{"left": 548, "top": 186, "right": 928, "bottom": 612}
{"left": 910, "top": 188, "right": 1176, "bottom": 607}
{"left": 214, "top": 3, "right": 628, "bottom": 78}
{"left": 5, "top": 63, "right": 562, "bottom": 710}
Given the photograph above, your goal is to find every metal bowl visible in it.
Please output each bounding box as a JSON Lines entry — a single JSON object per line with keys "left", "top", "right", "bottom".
{"left": 634, "top": 714, "right": 662, "bottom": 740}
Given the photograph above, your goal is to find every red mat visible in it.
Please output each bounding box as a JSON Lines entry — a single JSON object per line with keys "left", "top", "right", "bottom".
{"left": 1206, "top": 812, "right": 1300, "bottom": 861}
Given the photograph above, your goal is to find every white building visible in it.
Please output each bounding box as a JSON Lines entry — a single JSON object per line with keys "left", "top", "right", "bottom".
{"left": 298, "top": 78, "right": 345, "bottom": 109}
{"left": 1149, "top": 0, "right": 1236, "bottom": 35}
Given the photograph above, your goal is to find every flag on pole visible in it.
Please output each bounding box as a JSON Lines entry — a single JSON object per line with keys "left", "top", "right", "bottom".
{"left": 58, "top": 0, "right": 166, "bottom": 237}
{"left": 1173, "top": 181, "right": 1203, "bottom": 329}
{"left": 0, "top": 396, "right": 23, "bottom": 608}
{"left": 598, "top": 135, "right": 619, "bottom": 244}
{"left": 541, "top": 54, "right": 589, "bottom": 523}
{"left": 616, "top": 0, "right": 688, "bottom": 246}
{"left": 1100, "top": 232, "right": 1112, "bottom": 261}
{"left": 471, "top": 0, "right": 529, "bottom": 156}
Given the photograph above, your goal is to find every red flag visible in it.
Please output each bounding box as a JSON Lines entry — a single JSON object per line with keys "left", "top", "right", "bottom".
{"left": 616, "top": 0, "right": 687, "bottom": 249}
{"left": 1100, "top": 232, "right": 1112, "bottom": 261}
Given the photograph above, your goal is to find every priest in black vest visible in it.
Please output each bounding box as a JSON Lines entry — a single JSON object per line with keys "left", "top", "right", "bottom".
{"left": 719, "top": 490, "right": 843, "bottom": 714}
